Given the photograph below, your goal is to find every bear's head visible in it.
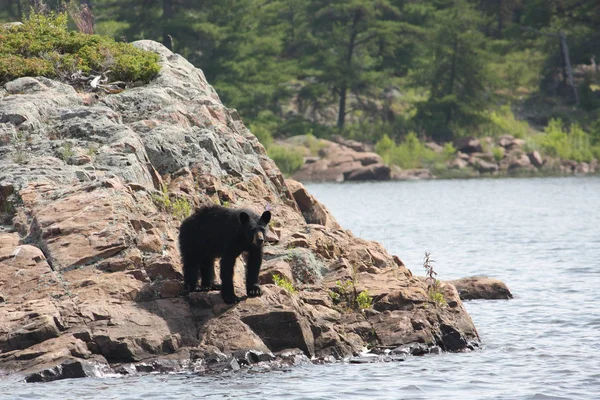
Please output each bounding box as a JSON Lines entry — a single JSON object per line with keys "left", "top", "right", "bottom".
{"left": 239, "top": 210, "right": 271, "bottom": 248}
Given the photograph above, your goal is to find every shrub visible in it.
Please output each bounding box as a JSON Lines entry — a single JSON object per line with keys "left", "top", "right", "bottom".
{"left": 485, "top": 106, "right": 531, "bottom": 138}
{"left": 538, "top": 119, "right": 594, "bottom": 162}
{"left": 442, "top": 142, "right": 456, "bottom": 160}
{"left": 328, "top": 280, "right": 372, "bottom": 311}
{"left": 492, "top": 146, "right": 505, "bottom": 162}
{"left": 305, "top": 132, "right": 327, "bottom": 156}
{"left": 0, "top": 12, "right": 160, "bottom": 84}
{"left": 171, "top": 197, "right": 192, "bottom": 220}
{"left": 374, "top": 134, "right": 395, "bottom": 165}
{"left": 375, "top": 133, "right": 449, "bottom": 169}
{"left": 267, "top": 145, "right": 304, "bottom": 176}
{"left": 356, "top": 290, "right": 373, "bottom": 310}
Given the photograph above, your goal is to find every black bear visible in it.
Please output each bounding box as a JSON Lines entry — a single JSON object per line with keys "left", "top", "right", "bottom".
{"left": 179, "top": 204, "right": 272, "bottom": 304}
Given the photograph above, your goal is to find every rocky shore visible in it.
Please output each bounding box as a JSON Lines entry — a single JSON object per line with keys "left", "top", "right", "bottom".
{"left": 0, "top": 41, "right": 510, "bottom": 383}
{"left": 278, "top": 134, "right": 598, "bottom": 183}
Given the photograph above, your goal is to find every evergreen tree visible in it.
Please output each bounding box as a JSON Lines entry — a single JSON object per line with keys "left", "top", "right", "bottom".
{"left": 302, "top": 0, "right": 405, "bottom": 130}
{"left": 416, "top": 0, "right": 493, "bottom": 141}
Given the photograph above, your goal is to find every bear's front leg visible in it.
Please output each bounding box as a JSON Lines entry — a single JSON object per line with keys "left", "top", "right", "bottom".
{"left": 246, "top": 248, "right": 263, "bottom": 298}
{"left": 246, "top": 283, "right": 262, "bottom": 297}
{"left": 220, "top": 254, "right": 240, "bottom": 304}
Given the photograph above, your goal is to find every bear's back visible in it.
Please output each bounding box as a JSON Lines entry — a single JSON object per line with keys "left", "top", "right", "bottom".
{"left": 179, "top": 204, "right": 259, "bottom": 255}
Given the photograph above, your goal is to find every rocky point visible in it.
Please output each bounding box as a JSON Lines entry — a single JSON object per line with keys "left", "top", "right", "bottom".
{"left": 1, "top": 40, "right": 482, "bottom": 382}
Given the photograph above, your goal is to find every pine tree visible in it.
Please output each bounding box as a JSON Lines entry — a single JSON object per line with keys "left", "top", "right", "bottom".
{"left": 301, "top": 0, "right": 405, "bottom": 130}
{"left": 416, "top": 0, "right": 493, "bottom": 140}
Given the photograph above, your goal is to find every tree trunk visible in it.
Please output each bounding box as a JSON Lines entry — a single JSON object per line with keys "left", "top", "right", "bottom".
{"left": 445, "top": 36, "right": 458, "bottom": 124}
{"left": 560, "top": 32, "right": 579, "bottom": 105}
{"left": 162, "top": 0, "right": 174, "bottom": 50}
{"left": 337, "top": 11, "right": 361, "bottom": 130}
{"left": 337, "top": 83, "right": 347, "bottom": 129}
{"left": 497, "top": 0, "right": 504, "bottom": 39}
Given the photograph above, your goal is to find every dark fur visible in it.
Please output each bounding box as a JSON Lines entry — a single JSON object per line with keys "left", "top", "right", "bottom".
{"left": 179, "top": 204, "right": 271, "bottom": 304}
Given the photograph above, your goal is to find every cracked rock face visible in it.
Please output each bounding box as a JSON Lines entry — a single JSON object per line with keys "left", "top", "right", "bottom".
{"left": 0, "top": 40, "right": 479, "bottom": 382}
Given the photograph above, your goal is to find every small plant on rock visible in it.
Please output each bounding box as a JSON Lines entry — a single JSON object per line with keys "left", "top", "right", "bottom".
{"left": 423, "top": 252, "right": 446, "bottom": 307}
{"left": 59, "top": 142, "right": 74, "bottom": 161}
{"left": 171, "top": 197, "right": 192, "bottom": 220}
{"left": 356, "top": 289, "right": 373, "bottom": 310}
{"left": 273, "top": 274, "right": 296, "bottom": 294}
{"left": 151, "top": 183, "right": 192, "bottom": 220}
{"left": 151, "top": 184, "right": 171, "bottom": 210}
{"left": 329, "top": 280, "right": 372, "bottom": 311}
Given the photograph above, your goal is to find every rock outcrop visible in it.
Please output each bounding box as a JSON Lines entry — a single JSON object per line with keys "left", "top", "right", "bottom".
{"left": 0, "top": 40, "right": 479, "bottom": 382}
{"left": 448, "top": 277, "right": 513, "bottom": 300}
{"left": 447, "top": 134, "right": 598, "bottom": 178}
{"left": 280, "top": 136, "right": 391, "bottom": 182}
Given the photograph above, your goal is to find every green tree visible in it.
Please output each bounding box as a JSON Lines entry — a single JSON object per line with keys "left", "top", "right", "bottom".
{"left": 302, "top": 0, "right": 405, "bottom": 130}
{"left": 416, "top": 0, "right": 494, "bottom": 140}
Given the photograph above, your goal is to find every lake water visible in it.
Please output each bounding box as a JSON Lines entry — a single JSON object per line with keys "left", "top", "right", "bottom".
{"left": 2, "top": 177, "right": 599, "bottom": 400}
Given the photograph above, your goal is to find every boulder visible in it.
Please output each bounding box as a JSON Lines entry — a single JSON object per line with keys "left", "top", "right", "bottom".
{"left": 453, "top": 137, "right": 483, "bottom": 154}
{"left": 449, "top": 158, "right": 469, "bottom": 169}
{"left": 286, "top": 179, "right": 340, "bottom": 229}
{"left": 528, "top": 151, "right": 543, "bottom": 169}
{"left": 345, "top": 163, "right": 391, "bottom": 181}
{"left": 391, "top": 168, "right": 436, "bottom": 180}
{"left": 470, "top": 158, "right": 499, "bottom": 174}
{"left": 448, "top": 276, "right": 513, "bottom": 300}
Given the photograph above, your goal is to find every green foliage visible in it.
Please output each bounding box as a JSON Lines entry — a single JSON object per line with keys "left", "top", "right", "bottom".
{"left": 442, "top": 142, "right": 457, "bottom": 160}
{"left": 356, "top": 290, "right": 373, "bottom": 310}
{"left": 171, "top": 197, "right": 192, "bottom": 221}
{"left": 538, "top": 119, "right": 595, "bottom": 162}
{"left": 485, "top": 106, "right": 531, "bottom": 139}
{"left": 305, "top": 132, "right": 326, "bottom": 156}
{"left": 375, "top": 133, "right": 451, "bottom": 170}
{"left": 3, "top": 0, "right": 599, "bottom": 152}
{"left": 329, "top": 280, "right": 372, "bottom": 311}
{"left": 0, "top": 12, "right": 160, "bottom": 84}
{"left": 488, "top": 49, "right": 545, "bottom": 97}
{"left": 273, "top": 274, "right": 296, "bottom": 294}
{"left": 492, "top": 146, "right": 505, "bottom": 163}
{"left": 423, "top": 252, "right": 446, "bottom": 307}
{"left": 151, "top": 184, "right": 192, "bottom": 220}
{"left": 267, "top": 145, "right": 304, "bottom": 176}
{"left": 248, "top": 110, "right": 278, "bottom": 149}
{"left": 415, "top": 0, "right": 494, "bottom": 140}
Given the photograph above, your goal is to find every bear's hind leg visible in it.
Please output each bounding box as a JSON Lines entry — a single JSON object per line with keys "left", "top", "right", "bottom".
{"left": 182, "top": 252, "right": 200, "bottom": 292}
{"left": 198, "top": 255, "right": 221, "bottom": 291}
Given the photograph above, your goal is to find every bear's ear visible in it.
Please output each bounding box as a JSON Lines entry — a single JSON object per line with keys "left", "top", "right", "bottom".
{"left": 239, "top": 212, "right": 250, "bottom": 225}
{"left": 260, "top": 211, "right": 271, "bottom": 225}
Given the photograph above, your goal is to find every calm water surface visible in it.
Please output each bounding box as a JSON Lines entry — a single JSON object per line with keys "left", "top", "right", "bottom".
{"left": 2, "top": 177, "right": 599, "bottom": 399}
